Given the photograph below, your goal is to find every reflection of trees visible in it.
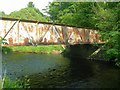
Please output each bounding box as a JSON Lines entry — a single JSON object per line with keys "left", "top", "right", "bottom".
{"left": 69, "top": 57, "right": 94, "bottom": 80}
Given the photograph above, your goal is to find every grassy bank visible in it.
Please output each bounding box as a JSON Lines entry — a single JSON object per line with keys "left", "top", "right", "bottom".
{"left": 3, "top": 45, "right": 65, "bottom": 54}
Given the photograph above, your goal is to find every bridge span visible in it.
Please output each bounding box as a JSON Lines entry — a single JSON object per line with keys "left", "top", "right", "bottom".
{"left": 0, "top": 17, "right": 103, "bottom": 46}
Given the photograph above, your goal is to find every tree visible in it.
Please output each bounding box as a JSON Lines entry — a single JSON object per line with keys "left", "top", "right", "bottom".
{"left": 92, "top": 2, "right": 119, "bottom": 61}
{"left": 27, "top": 2, "right": 34, "bottom": 8}
{"left": 0, "top": 11, "right": 5, "bottom": 16}
{"left": 47, "top": 2, "right": 96, "bottom": 28}
{"left": 7, "top": 2, "right": 49, "bottom": 22}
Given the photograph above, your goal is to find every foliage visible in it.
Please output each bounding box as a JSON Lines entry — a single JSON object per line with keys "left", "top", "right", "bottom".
{"left": 0, "top": 37, "right": 2, "bottom": 44}
{"left": 92, "top": 2, "right": 120, "bottom": 66}
{"left": 7, "top": 8, "right": 47, "bottom": 22}
{"left": 27, "top": 2, "right": 35, "bottom": 8}
{"left": 0, "top": 11, "right": 5, "bottom": 16}
{"left": 0, "top": 38, "right": 11, "bottom": 54}
{"left": 47, "top": 2, "right": 95, "bottom": 28}
{"left": 2, "top": 46, "right": 12, "bottom": 54}
{"left": 3, "top": 76, "right": 30, "bottom": 88}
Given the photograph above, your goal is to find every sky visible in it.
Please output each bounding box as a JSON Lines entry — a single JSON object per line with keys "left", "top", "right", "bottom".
{"left": 0, "top": 0, "right": 53, "bottom": 14}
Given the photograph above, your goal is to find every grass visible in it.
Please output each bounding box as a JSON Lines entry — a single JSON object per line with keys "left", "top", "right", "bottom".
{"left": 3, "top": 45, "right": 65, "bottom": 54}
{"left": 3, "top": 76, "right": 30, "bottom": 89}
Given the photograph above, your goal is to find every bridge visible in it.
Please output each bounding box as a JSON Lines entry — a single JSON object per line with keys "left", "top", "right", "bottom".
{"left": 0, "top": 17, "right": 103, "bottom": 46}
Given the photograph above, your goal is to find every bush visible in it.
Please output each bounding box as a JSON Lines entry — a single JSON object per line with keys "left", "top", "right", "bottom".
{"left": 3, "top": 76, "right": 30, "bottom": 89}
{"left": 2, "top": 47, "right": 12, "bottom": 54}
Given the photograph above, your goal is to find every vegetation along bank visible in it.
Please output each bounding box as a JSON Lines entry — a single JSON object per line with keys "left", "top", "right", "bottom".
{"left": 2, "top": 45, "right": 65, "bottom": 54}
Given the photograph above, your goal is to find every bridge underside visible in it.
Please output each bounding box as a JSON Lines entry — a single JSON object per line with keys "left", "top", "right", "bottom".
{"left": 63, "top": 44, "right": 105, "bottom": 60}
{"left": 0, "top": 17, "right": 103, "bottom": 46}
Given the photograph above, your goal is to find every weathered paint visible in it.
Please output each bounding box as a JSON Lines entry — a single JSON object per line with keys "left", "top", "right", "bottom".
{"left": 0, "top": 17, "right": 103, "bottom": 46}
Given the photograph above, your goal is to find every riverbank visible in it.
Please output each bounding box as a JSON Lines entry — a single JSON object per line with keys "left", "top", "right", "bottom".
{"left": 2, "top": 45, "right": 65, "bottom": 54}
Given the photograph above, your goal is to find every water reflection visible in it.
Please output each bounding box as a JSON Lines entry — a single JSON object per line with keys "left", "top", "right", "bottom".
{"left": 3, "top": 52, "right": 120, "bottom": 88}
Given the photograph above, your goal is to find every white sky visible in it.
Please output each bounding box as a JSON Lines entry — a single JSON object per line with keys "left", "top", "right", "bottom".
{"left": 0, "top": 0, "right": 53, "bottom": 14}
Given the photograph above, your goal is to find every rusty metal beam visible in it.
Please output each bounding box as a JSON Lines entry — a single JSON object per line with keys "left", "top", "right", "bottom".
{"left": 2, "top": 20, "right": 19, "bottom": 40}
{"left": 53, "top": 25, "right": 65, "bottom": 44}
{"left": 53, "top": 25, "right": 61, "bottom": 38}
{"left": 67, "top": 32, "right": 73, "bottom": 41}
{"left": 36, "top": 22, "right": 39, "bottom": 44}
{"left": 0, "top": 18, "right": 102, "bottom": 45}
{"left": 75, "top": 28, "right": 83, "bottom": 42}
{"left": 39, "top": 25, "right": 51, "bottom": 42}
{"left": 62, "top": 26, "right": 68, "bottom": 44}
{"left": 21, "top": 22, "right": 34, "bottom": 45}
{"left": 17, "top": 21, "right": 20, "bottom": 45}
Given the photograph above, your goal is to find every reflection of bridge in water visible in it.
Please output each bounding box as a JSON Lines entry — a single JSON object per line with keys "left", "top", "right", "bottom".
{"left": 0, "top": 17, "right": 103, "bottom": 46}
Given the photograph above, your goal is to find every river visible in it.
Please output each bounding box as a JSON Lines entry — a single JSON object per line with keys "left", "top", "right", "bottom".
{"left": 3, "top": 52, "right": 120, "bottom": 88}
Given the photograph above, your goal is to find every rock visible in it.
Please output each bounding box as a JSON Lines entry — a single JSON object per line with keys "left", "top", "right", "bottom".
{"left": 50, "top": 73, "right": 53, "bottom": 76}
{"left": 52, "top": 69, "right": 56, "bottom": 71}
{"left": 39, "top": 73, "right": 42, "bottom": 74}
{"left": 9, "top": 73, "right": 12, "bottom": 75}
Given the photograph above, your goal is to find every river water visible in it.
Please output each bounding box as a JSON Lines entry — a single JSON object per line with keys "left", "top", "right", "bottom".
{"left": 3, "top": 52, "right": 120, "bottom": 88}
